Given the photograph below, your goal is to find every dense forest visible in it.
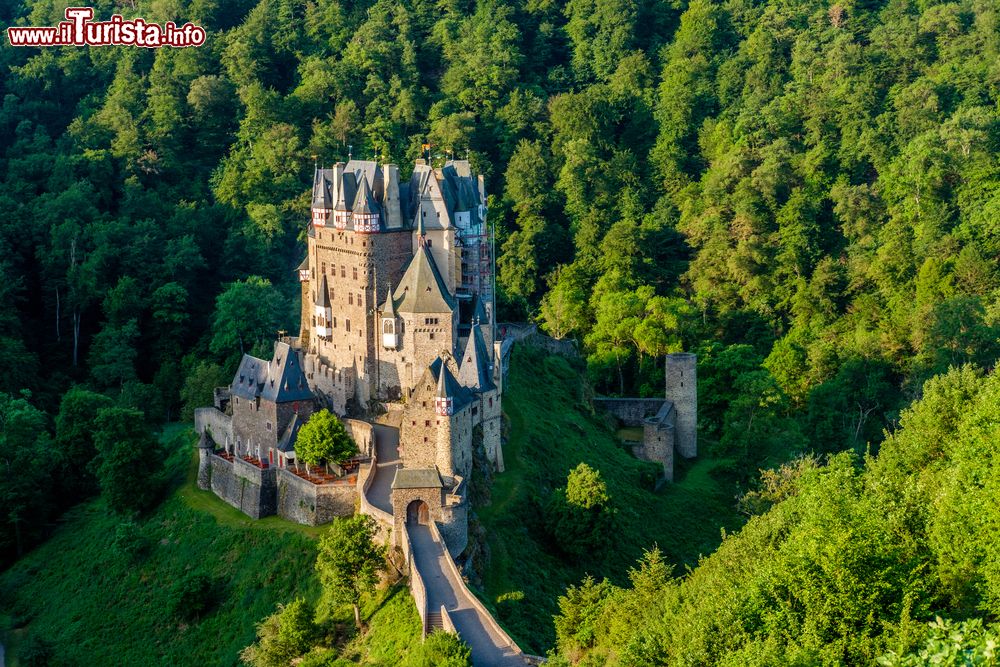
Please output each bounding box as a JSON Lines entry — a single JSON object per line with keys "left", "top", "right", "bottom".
{"left": 2, "top": 0, "right": 1000, "bottom": 661}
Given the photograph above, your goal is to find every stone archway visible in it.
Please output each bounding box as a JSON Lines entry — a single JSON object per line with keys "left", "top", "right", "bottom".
{"left": 406, "top": 499, "right": 430, "bottom": 525}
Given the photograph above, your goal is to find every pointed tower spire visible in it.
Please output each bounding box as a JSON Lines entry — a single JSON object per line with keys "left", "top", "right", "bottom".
{"left": 435, "top": 363, "right": 454, "bottom": 416}
{"left": 380, "top": 280, "right": 398, "bottom": 349}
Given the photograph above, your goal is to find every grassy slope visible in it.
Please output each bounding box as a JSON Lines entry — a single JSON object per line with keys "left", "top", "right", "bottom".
{"left": 476, "top": 346, "right": 744, "bottom": 653}
{"left": 0, "top": 426, "right": 422, "bottom": 667}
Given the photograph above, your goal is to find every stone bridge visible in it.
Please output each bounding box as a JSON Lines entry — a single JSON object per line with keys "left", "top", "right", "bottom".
{"left": 362, "top": 425, "right": 539, "bottom": 666}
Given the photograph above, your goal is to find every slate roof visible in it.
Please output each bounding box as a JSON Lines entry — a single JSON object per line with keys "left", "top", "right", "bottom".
{"left": 230, "top": 342, "right": 314, "bottom": 403}
{"left": 316, "top": 273, "right": 331, "bottom": 308}
{"left": 381, "top": 280, "right": 397, "bottom": 316}
{"left": 391, "top": 467, "right": 443, "bottom": 489}
{"left": 393, "top": 245, "right": 456, "bottom": 314}
{"left": 312, "top": 168, "right": 333, "bottom": 208}
{"left": 277, "top": 413, "right": 304, "bottom": 453}
{"left": 429, "top": 358, "right": 474, "bottom": 411}
{"left": 458, "top": 326, "right": 495, "bottom": 392}
{"left": 353, "top": 176, "right": 379, "bottom": 215}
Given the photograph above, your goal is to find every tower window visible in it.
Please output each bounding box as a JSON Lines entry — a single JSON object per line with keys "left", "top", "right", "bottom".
{"left": 341, "top": 267, "right": 346, "bottom": 277}
{"left": 353, "top": 267, "right": 358, "bottom": 280}
{"left": 429, "top": 333, "right": 435, "bottom": 340}
{"left": 349, "top": 293, "right": 353, "bottom": 305}
{"left": 346, "top": 319, "right": 351, "bottom": 332}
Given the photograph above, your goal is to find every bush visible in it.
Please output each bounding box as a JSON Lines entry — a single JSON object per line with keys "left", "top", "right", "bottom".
{"left": 168, "top": 572, "right": 216, "bottom": 621}
{"left": 401, "top": 630, "right": 472, "bottom": 667}
{"left": 241, "top": 598, "right": 320, "bottom": 667}
{"left": 112, "top": 520, "right": 148, "bottom": 561}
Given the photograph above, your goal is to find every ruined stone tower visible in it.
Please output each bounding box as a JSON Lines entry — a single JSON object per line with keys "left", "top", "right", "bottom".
{"left": 665, "top": 352, "right": 697, "bottom": 458}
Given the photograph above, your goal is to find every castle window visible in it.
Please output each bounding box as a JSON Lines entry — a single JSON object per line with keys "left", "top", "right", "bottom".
{"left": 429, "top": 333, "right": 435, "bottom": 340}
{"left": 411, "top": 420, "right": 416, "bottom": 425}
{"left": 346, "top": 319, "right": 351, "bottom": 332}
{"left": 472, "top": 407, "right": 478, "bottom": 416}
{"left": 353, "top": 267, "right": 358, "bottom": 280}
{"left": 489, "top": 398, "right": 493, "bottom": 407}
{"left": 266, "top": 421, "right": 272, "bottom": 431}
{"left": 427, "top": 239, "right": 432, "bottom": 247}
{"left": 321, "top": 261, "right": 326, "bottom": 274}
{"left": 424, "top": 437, "right": 428, "bottom": 442}
{"left": 349, "top": 293, "right": 353, "bottom": 305}
{"left": 357, "top": 292, "right": 362, "bottom": 304}
{"left": 341, "top": 267, "right": 346, "bottom": 277}
{"left": 425, "top": 420, "right": 430, "bottom": 427}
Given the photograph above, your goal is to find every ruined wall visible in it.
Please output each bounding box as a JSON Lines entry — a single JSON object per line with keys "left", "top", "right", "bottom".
{"left": 593, "top": 398, "right": 669, "bottom": 427}
{"left": 276, "top": 469, "right": 356, "bottom": 525}
{"left": 207, "top": 455, "right": 277, "bottom": 519}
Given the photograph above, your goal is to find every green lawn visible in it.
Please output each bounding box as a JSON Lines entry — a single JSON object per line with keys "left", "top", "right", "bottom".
{"left": 0, "top": 426, "right": 421, "bottom": 667}
{"left": 475, "top": 346, "right": 745, "bottom": 653}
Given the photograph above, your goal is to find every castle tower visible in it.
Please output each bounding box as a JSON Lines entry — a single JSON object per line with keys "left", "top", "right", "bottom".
{"left": 381, "top": 282, "right": 398, "bottom": 349}
{"left": 665, "top": 353, "right": 697, "bottom": 458}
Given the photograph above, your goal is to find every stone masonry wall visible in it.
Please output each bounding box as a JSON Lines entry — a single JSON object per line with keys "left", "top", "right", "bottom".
{"left": 194, "top": 407, "right": 233, "bottom": 448}
{"left": 276, "top": 468, "right": 356, "bottom": 525}
{"left": 208, "top": 455, "right": 277, "bottom": 518}
{"left": 593, "top": 398, "right": 669, "bottom": 427}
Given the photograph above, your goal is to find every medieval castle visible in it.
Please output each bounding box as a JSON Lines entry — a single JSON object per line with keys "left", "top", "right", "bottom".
{"left": 194, "top": 158, "right": 697, "bottom": 560}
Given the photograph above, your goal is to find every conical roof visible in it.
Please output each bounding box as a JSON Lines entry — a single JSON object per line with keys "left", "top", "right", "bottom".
{"left": 381, "top": 280, "right": 396, "bottom": 316}
{"left": 393, "top": 246, "right": 456, "bottom": 314}
{"left": 353, "top": 175, "right": 380, "bottom": 216}
{"left": 458, "top": 326, "right": 495, "bottom": 392}
{"left": 316, "top": 274, "right": 331, "bottom": 308}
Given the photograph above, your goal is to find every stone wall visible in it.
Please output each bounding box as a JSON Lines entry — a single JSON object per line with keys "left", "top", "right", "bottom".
{"left": 276, "top": 468, "right": 356, "bottom": 525}
{"left": 344, "top": 418, "right": 375, "bottom": 457}
{"left": 665, "top": 353, "right": 698, "bottom": 458}
{"left": 498, "top": 322, "right": 578, "bottom": 359}
{"left": 207, "top": 454, "right": 277, "bottom": 519}
{"left": 593, "top": 398, "right": 669, "bottom": 426}
{"left": 194, "top": 407, "right": 233, "bottom": 447}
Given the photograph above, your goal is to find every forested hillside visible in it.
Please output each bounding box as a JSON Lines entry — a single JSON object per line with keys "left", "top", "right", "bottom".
{"left": 2, "top": 0, "right": 1000, "bottom": 661}
{"left": 546, "top": 365, "right": 1000, "bottom": 665}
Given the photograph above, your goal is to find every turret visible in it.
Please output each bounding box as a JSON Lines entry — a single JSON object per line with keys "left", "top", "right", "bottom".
{"left": 332, "top": 162, "right": 350, "bottom": 229}
{"left": 314, "top": 274, "right": 332, "bottom": 340}
{"left": 352, "top": 175, "right": 381, "bottom": 233}
{"left": 311, "top": 168, "right": 332, "bottom": 227}
{"left": 435, "top": 365, "right": 454, "bottom": 416}
{"left": 381, "top": 282, "right": 398, "bottom": 349}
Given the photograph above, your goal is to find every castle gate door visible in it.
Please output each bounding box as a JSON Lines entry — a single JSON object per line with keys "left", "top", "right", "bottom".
{"left": 406, "top": 499, "right": 429, "bottom": 525}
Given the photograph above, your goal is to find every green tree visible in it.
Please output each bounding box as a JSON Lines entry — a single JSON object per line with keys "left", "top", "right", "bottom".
{"left": 295, "top": 409, "right": 357, "bottom": 470}
{"left": 210, "top": 276, "right": 283, "bottom": 358}
{"left": 92, "top": 408, "right": 164, "bottom": 515}
{"left": 55, "top": 387, "right": 114, "bottom": 499}
{"left": 241, "top": 598, "right": 319, "bottom": 667}
{"left": 546, "top": 463, "right": 615, "bottom": 558}
{"left": 315, "top": 514, "right": 386, "bottom": 628}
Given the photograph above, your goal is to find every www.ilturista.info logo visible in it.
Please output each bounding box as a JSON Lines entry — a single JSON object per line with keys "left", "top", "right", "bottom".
{"left": 7, "top": 7, "right": 205, "bottom": 47}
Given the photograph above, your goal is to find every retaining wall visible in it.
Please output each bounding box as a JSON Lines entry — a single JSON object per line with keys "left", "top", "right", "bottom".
{"left": 208, "top": 455, "right": 276, "bottom": 518}
{"left": 194, "top": 407, "right": 234, "bottom": 446}
{"left": 276, "top": 468, "right": 356, "bottom": 525}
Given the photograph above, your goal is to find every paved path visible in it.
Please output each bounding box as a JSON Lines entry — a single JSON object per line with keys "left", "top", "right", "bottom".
{"left": 369, "top": 424, "right": 400, "bottom": 515}
{"left": 409, "top": 524, "right": 523, "bottom": 666}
